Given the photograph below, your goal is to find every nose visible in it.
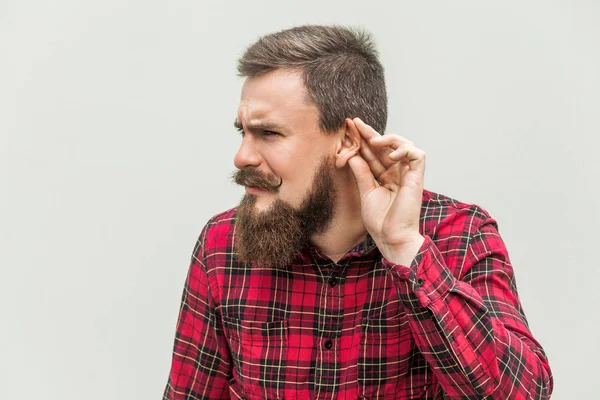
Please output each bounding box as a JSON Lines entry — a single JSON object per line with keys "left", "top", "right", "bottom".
{"left": 233, "top": 134, "right": 262, "bottom": 170}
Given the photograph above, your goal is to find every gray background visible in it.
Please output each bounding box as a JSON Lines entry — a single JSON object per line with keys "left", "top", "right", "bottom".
{"left": 1, "top": 1, "right": 598, "bottom": 399}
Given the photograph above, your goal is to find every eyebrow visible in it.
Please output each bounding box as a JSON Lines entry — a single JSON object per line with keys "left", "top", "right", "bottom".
{"left": 233, "top": 119, "right": 285, "bottom": 132}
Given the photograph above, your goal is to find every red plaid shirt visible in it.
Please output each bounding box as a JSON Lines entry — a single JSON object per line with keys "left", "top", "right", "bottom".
{"left": 163, "top": 190, "right": 553, "bottom": 399}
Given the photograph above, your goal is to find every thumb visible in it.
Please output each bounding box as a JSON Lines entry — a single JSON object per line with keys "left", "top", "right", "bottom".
{"left": 347, "top": 155, "right": 377, "bottom": 197}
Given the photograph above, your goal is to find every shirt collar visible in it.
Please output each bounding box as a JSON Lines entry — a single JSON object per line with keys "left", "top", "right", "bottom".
{"left": 301, "top": 232, "right": 379, "bottom": 265}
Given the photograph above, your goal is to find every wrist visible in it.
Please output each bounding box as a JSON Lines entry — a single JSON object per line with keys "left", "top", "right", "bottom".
{"left": 381, "top": 235, "right": 425, "bottom": 267}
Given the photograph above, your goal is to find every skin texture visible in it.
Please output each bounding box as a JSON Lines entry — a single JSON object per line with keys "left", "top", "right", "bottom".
{"left": 233, "top": 69, "right": 425, "bottom": 265}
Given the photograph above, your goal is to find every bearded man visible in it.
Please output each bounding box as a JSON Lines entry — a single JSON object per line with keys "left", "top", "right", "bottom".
{"left": 163, "top": 25, "right": 553, "bottom": 400}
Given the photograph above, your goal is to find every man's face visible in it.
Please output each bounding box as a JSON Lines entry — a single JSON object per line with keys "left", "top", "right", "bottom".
{"left": 233, "top": 69, "right": 336, "bottom": 211}
{"left": 232, "top": 69, "right": 340, "bottom": 265}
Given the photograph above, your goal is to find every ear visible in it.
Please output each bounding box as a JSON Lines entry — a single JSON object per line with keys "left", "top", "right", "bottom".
{"left": 335, "top": 118, "right": 361, "bottom": 168}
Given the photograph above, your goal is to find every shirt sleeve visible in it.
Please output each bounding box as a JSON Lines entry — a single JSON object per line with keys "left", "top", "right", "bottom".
{"left": 382, "top": 210, "right": 554, "bottom": 399}
{"left": 163, "top": 223, "right": 233, "bottom": 400}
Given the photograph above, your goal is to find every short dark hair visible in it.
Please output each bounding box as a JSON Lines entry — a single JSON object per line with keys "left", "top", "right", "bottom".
{"left": 238, "top": 25, "right": 388, "bottom": 134}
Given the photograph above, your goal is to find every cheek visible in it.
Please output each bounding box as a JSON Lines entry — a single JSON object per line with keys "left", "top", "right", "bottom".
{"left": 264, "top": 149, "right": 299, "bottom": 184}
{"left": 263, "top": 141, "right": 329, "bottom": 203}
{"left": 279, "top": 163, "right": 320, "bottom": 208}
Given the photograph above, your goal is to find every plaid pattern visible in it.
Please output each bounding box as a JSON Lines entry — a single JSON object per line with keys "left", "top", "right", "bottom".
{"left": 163, "top": 190, "right": 553, "bottom": 399}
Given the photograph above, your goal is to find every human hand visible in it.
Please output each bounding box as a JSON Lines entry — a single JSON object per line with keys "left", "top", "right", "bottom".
{"left": 347, "top": 117, "right": 425, "bottom": 266}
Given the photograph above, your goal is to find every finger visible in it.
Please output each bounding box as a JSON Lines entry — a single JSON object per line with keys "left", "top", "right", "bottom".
{"left": 353, "top": 117, "right": 381, "bottom": 141}
{"left": 368, "top": 134, "right": 417, "bottom": 169}
{"left": 369, "top": 134, "right": 413, "bottom": 151}
{"left": 347, "top": 119, "right": 386, "bottom": 176}
{"left": 347, "top": 154, "right": 377, "bottom": 197}
{"left": 390, "top": 144, "right": 426, "bottom": 164}
{"left": 389, "top": 145, "right": 426, "bottom": 179}
{"left": 362, "top": 136, "right": 401, "bottom": 169}
{"left": 359, "top": 137, "right": 387, "bottom": 178}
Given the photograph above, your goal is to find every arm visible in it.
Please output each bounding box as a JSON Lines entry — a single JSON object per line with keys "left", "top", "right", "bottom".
{"left": 163, "top": 224, "right": 232, "bottom": 400}
{"left": 383, "top": 211, "right": 553, "bottom": 399}
{"left": 345, "top": 118, "right": 552, "bottom": 398}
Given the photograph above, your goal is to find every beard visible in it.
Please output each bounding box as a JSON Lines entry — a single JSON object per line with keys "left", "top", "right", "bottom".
{"left": 232, "top": 157, "right": 337, "bottom": 267}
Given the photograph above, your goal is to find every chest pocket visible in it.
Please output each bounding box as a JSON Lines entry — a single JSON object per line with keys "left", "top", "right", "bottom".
{"left": 222, "top": 316, "right": 288, "bottom": 400}
{"left": 358, "top": 316, "right": 430, "bottom": 399}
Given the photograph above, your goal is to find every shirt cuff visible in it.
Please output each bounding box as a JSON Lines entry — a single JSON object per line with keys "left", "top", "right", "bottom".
{"left": 381, "top": 235, "right": 455, "bottom": 309}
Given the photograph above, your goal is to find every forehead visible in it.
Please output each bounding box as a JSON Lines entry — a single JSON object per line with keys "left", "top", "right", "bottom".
{"left": 237, "top": 69, "right": 319, "bottom": 129}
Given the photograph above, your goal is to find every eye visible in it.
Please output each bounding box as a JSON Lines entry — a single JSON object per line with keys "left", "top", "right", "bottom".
{"left": 262, "top": 130, "right": 279, "bottom": 137}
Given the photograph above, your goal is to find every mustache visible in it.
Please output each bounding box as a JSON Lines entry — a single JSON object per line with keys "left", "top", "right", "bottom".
{"left": 232, "top": 169, "right": 283, "bottom": 192}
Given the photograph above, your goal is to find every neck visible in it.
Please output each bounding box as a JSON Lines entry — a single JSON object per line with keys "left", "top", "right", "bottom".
{"left": 310, "top": 169, "right": 366, "bottom": 264}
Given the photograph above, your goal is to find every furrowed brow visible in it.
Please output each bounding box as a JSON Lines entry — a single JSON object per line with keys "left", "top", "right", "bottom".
{"left": 234, "top": 120, "right": 284, "bottom": 132}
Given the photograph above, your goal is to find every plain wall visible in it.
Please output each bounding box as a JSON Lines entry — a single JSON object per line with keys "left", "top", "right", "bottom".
{"left": 1, "top": 1, "right": 598, "bottom": 399}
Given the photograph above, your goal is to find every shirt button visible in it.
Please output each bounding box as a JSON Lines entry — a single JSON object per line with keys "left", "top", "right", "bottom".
{"left": 416, "top": 278, "right": 425, "bottom": 287}
{"left": 324, "top": 340, "right": 333, "bottom": 349}
{"left": 328, "top": 277, "right": 337, "bottom": 287}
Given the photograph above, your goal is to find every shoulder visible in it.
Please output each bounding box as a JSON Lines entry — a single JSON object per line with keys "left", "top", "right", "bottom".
{"left": 188, "top": 208, "right": 238, "bottom": 288}
{"left": 201, "top": 207, "right": 238, "bottom": 246}
{"left": 185, "top": 208, "right": 239, "bottom": 305}
{"left": 421, "top": 189, "right": 496, "bottom": 236}
{"left": 193, "top": 207, "right": 238, "bottom": 259}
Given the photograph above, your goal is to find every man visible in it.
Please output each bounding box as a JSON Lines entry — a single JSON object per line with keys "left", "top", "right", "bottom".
{"left": 163, "top": 25, "right": 553, "bottom": 399}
